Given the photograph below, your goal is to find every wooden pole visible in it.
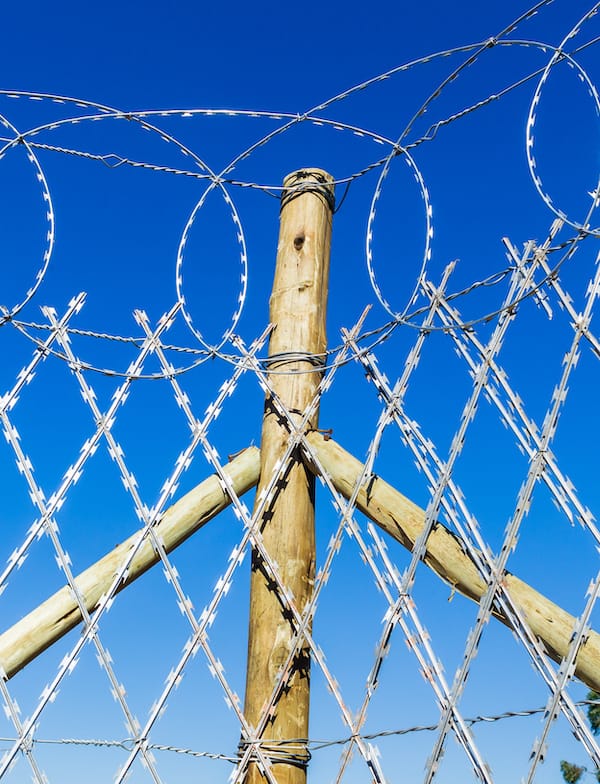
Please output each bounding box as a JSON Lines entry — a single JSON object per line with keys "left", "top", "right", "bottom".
{"left": 0, "top": 446, "right": 260, "bottom": 681}
{"left": 242, "top": 170, "right": 334, "bottom": 784}
{"left": 304, "top": 431, "right": 600, "bottom": 693}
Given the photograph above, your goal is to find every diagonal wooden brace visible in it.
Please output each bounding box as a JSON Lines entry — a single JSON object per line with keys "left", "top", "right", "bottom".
{"left": 304, "top": 431, "right": 600, "bottom": 693}
{"left": 4, "top": 433, "right": 598, "bottom": 703}
{"left": 0, "top": 446, "right": 260, "bottom": 681}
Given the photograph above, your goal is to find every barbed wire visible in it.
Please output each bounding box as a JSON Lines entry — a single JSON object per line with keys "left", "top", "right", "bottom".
{"left": 3, "top": 697, "right": 599, "bottom": 762}
{"left": 0, "top": 10, "right": 598, "bottom": 378}
{"left": 1, "top": 3, "right": 600, "bottom": 783}
{"left": 4, "top": 227, "right": 599, "bottom": 383}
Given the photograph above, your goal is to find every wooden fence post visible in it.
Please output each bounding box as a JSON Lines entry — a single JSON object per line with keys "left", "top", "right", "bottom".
{"left": 242, "top": 169, "right": 334, "bottom": 784}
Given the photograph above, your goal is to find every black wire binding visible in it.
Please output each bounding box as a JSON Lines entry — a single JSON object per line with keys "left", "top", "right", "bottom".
{"left": 280, "top": 169, "right": 336, "bottom": 213}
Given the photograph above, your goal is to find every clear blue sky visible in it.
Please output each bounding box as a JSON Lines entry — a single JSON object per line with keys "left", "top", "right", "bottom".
{"left": 1, "top": 1, "right": 599, "bottom": 782}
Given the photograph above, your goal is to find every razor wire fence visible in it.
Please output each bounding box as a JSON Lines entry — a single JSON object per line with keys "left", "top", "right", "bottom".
{"left": 1, "top": 2, "right": 600, "bottom": 781}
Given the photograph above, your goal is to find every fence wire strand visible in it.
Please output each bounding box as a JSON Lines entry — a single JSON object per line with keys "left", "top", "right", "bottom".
{"left": 1, "top": 2, "right": 600, "bottom": 782}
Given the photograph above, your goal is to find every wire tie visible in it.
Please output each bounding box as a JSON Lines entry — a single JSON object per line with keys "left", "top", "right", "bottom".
{"left": 227, "top": 446, "right": 250, "bottom": 461}
{"left": 309, "top": 427, "right": 333, "bottom": 441}
{"left": 280, "top": 170, "right": 335, "bottom": 213}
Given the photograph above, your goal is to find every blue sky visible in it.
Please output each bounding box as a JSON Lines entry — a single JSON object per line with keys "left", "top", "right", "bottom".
{"left": 1, "top": 1, "right": 600, "bottom": 782}
{"left": 0, "top": 0, "right": 552, "bottom": 108}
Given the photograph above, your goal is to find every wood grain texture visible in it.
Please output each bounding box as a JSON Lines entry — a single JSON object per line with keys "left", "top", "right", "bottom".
{"left": 243, "top": 170, "right": 334, "bottom": 784}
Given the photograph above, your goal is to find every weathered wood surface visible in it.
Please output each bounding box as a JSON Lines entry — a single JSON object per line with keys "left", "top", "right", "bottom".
{"left": 243, "top": 170, "right": 334, "bottom": 784}
{"left": 305, "top": 431, "right": 600, "bottom": 693}
{"left": 0, "top": 446, "right": 260, "bottom": 680}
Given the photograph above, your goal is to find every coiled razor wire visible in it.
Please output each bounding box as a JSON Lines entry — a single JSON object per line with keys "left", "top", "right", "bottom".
{"left": 1, "top": 2, "right": 600, "bottom": 783}
{"left": 0, "top": 8, "right": 598, "bottom": 376}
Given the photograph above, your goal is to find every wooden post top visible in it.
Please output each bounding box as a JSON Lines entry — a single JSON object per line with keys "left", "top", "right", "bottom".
{"left": 280, "top": 168, "right": 335, "bottom": 213}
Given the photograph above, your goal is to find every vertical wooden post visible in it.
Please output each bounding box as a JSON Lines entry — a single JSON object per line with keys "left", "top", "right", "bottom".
{"left": 242, "top": 169, "right": 334, "bottom": 784}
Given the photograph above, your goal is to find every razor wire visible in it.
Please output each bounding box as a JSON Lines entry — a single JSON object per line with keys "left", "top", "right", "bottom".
{"left": 1, "top": 1, "right": 600, "bottom": 782}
